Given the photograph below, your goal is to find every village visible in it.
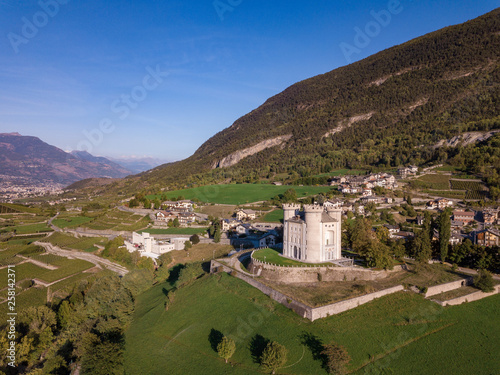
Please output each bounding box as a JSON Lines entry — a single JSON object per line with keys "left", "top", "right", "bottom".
{"left": 126, "top": 171, "right": 500, "bottom": 261}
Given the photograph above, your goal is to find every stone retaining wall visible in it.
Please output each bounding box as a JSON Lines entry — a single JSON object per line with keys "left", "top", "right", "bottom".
{"left": 425, "top": 278, "right": 472, "bottom": 297}
{"left": 211, "top": 260, "right": 405, "bottom": 321}
{"left": 310, "top": 285, "right": 404, "bottom": 320}
{"left": 250, "top": 256, "right": 402, "bottom": 283}
{"left": 432, "top": 285, "right": 500, "bottom": 306}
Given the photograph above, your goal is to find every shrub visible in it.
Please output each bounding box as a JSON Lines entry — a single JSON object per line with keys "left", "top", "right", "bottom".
{"left": 474, "top": 269, "right": 495, "bottom": 293}
{"left": 321, "top": 342, "right": 351, "bottom": 375}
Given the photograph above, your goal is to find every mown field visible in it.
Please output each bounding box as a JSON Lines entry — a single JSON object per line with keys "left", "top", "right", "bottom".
{"left": 125, "top": 273, "right": 500, "bottom": 375}
{"left": 261, "top": 209, "right": 284, "bottom": 223}
{"left": 52, "top": 215, "right": 94, "bottom": 229}
{"left": 253, "top": 248, "right": 325, "bottom": 267}
{"left": 148, "top": 184, "right": 334, "bottom": 205}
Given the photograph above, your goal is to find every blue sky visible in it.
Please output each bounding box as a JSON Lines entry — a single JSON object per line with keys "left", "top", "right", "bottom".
{"left": 0, "top": 0, "right": 498, "bottom": 161}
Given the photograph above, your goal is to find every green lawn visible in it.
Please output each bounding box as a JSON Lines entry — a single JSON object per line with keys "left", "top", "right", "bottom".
{"left": 0, "top": 222, "right": 52, "bottom": 235}
{"left": 125, "top": 273, "right": 500, "bottom": 375}
{"left": 52, "top": 216, "right": 94, "bottom": 229}
{"left": 261, "top": 209, "right": 283, "bottom": 223}
{"left": 252, "top": 248, "right": 327, "bottom": 267}
{"left": 147, "top": 184, "right": 334, "bottom": 205}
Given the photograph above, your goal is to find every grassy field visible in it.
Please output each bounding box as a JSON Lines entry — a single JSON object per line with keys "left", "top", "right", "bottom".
{"left": 41, "top": 232, "right": 107, "bottom": 252}
{"left": 168, "top": 243, "right": 234, "bottom": 265}
{"left": 252, "top": 248, "right": 325, "bottom": 267}
{"left": 139, "top": 228, "right": 208, "bottom": 235}
{"left": 124, "top": 273, "right": 500, "bottom": 375}
{"left": 0, "top": 221, "right": 52, "bottom": 235}
{"left": 52, "top": 215, "right": 94, "bottom": 229}
{"left": 84, "top": 210, "right": 150, "bottom": 231}
{"left": 261, "top": 209, "right": 283, "bottom": 223}
{"left": 198, "top": 204, "right": 238, "bottom": 219}
{"left": 412, "top": 174, "right": 451, "bottom": 190}
{"left": 147, "top": 184, "right": 334, "bottom": 205}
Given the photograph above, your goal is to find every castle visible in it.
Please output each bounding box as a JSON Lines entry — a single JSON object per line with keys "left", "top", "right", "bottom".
{"left": 282, "top": 204, "right": 342, "bottom": 263}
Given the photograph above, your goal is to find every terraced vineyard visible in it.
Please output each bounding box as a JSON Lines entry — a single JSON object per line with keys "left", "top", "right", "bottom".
{"left": 84, "top": 209, "right": 150, "bottom": 231}
{"left": 40, "top": 232, "right": 107, "bottom": 252}
{"left": 450, "top": 180, "right": 486, "bottom": 191}
{"left": 450, "top": 179, "right": 488, "bottom": 200}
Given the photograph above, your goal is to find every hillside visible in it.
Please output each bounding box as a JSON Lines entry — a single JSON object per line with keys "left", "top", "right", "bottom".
{"left": 125, "top": 273, "right": 500, "bottom": 375}
{"left": 0, "top": 133, "right": 132, "bottom": 186}
{"left": 136, "top": 9, "right": 499, "bottom": 190}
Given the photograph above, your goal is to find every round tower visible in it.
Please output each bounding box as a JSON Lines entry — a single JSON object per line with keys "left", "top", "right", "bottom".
{"left": 325, "top": 207, "right": 342, "bottom": 222}
{"left": 304, "top": 204, "right": 323, "bottom": 262}
{"left": 282, "top": 203, "right": 300, "bottom": 221}
{"left": 325, "top": 207, "right": 342, "bottom": 260}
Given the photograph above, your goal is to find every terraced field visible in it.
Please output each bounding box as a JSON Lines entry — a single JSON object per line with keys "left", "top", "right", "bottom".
{"left": 84, "top": 210, "right": 150, "bottom": 231}
{"left": 40, "top": 232, "right": 107, "bottom": 252}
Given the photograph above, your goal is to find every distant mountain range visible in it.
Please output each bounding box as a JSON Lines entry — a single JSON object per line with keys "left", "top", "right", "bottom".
{"left": 0, "top": 133, "right": 132, "bottom": 186}
{"left": 106, "top": 156, "right": 165, "bottom": 175}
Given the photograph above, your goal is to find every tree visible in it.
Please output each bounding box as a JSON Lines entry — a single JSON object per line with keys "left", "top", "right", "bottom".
{"left": 390, "top": 239, "right": 406, "bottom": 259}
{"left": 122, "top": 269, "right": 155, "bottom": 297}
{"left": 177, "top": 263, "right": 205, "bottom": 287}
{"left": 350, "top": 218, "right": 372, "bottom": 254}
{"left": 438, "top": 210, "right": 451, "bottom": 261}
{"left": 184, "top": 241, "right": 192, "bottom": 251}
{"left": 128, "top": 198, "right": 139, "bottom": 208}
{"left": 406, "top": 195, "right": 412, "bottom": 205}
{"left": 172, "top": 218, "right": 180, "bottom": 228}
{"left": 190, "top": 233, "right": 200, "bottom": 244}
{"left": 214, "top": 226, "right": 222, "bottom": 243}
{"left": 412, "top": 215, "right": 432, "bottom": 263}
{"left": 375, "top": 226, "right": 390, "bottom": 244}
{"left": 474, "top": 269, "right": 494, "bottom": 292}
{"left": 217, "top": 336, "right": 236, "bottom": 363}
{"left": 260, "top": 341, "right": 287, "bottom": 374}
{"left": 57, "top": 300, "right": 73, "bottom": 329}
{"left": 321, "top": 342, "right": 351, "bottom": 375}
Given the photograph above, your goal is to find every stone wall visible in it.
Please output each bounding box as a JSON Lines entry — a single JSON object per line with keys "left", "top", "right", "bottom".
{"left": 250, "top": 257, "right": 402, "bottom": 283}
{"left": 211, "top": 260, "right": 405, "bottom": 321}
{"left": 310, "top": 286, "right": 404, "bottom": 320}
{"left": 432, "top": 285, "right": 500, "bottom": 306}
{"left": 425, "top": 278, "right": 473, "bottom": 297}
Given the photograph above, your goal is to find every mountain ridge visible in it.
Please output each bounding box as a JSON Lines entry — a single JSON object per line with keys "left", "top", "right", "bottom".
{"left": 0, "top": 133, "right": 132, "bottom": 186}
{"left": 134, "top": 8, "right": 499, "bottom": 190}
